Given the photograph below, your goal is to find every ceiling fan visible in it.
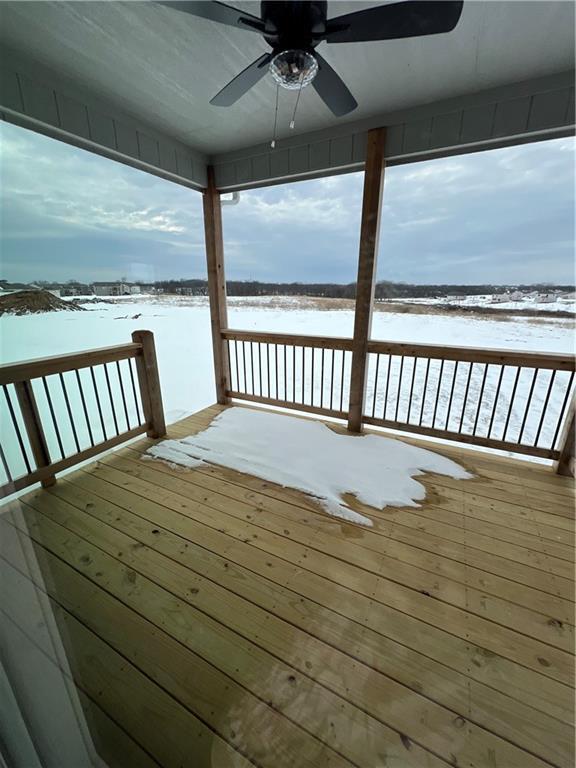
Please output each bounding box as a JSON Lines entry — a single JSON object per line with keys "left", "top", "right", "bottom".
{"left": 161, "top": 1, "right": 464, "bottom": 117}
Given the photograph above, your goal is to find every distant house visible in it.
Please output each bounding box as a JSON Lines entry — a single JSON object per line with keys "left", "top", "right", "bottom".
{"left": 93, "top": 282, "right": 124, "bottom": 296}
{"left": 92, "top": 282, "right": 155, "bottom": 296}
{"left": 60, "top": 283, "right": 93, "bottom": 297}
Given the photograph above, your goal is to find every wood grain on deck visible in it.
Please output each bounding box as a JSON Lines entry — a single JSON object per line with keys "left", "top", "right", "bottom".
{"left": 1, "top": 403, "right": 574, "bottom": 768}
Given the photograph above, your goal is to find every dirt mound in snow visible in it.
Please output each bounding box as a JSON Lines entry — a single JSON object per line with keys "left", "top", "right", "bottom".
{"left": 0, "top": 290, "right": 85, "bottom": 316}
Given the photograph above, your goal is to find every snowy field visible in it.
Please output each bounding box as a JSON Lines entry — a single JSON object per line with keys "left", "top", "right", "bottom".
{"left": 1, "top": 295, "right": 574, "bottom": 482}
{"left": 387, "top": 294, "right": 576, "bottom": 313}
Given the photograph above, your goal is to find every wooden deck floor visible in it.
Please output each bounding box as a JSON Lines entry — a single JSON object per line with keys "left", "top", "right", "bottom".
{"left": 1, "top": 403, "right": 574, "bottom": 768}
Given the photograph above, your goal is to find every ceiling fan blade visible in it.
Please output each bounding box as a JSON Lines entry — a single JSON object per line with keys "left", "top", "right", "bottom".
{"left": 210, "top": 53, "right": 272, "bottom": 106}
{"left": 159, "top": 1, "right": 265, "bottom": 33}
{"left": 312, "top": 53, "right": 358, "bottom": 117}
{"left": 324, "top": 1, "right": 464, "bottom": 43}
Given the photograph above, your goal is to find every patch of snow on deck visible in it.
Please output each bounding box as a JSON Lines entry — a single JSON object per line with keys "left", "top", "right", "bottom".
{"left": 145, "top": 409, "right": 471, "bottom": 526}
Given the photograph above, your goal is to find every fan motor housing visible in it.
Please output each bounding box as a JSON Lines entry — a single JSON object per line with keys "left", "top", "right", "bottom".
{"left": 261, "top": 1, "right": 328, "bottom": 50}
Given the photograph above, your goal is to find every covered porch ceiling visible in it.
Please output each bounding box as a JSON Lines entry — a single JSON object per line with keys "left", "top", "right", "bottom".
{"left": 0, "top": 0, "right": 574, "bottom": 190}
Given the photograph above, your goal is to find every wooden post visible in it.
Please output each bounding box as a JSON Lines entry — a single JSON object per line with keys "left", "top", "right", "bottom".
{"left": 203, "top": 166, "right": 230, "bottom": 404}
{"left": 348, "top": 127, "right": 386, "bottom": 433}
{"left": 132, "top": 330, "right": 166, "bottom": 438}
{"left": 556, "top": 399, "right": 575, "bottom": 476}
{"left": 14, "top": 380, "right": 55, "bottom": 488}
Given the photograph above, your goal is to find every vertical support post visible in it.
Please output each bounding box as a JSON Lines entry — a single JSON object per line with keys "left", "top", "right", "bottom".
{"left": 203, "top": 166, "right": 230, "bottom": 404}
{"left": 132, "top": 330, "right": 166, "bottom": 438}
{"left": 348, "top": 127, "right": 386, "bottom": 433}
{"left": 14, "top": 380, "right": 55, "bottom": 488}
{"left": 556, "top": 399, "right": 575, "bottom": 476}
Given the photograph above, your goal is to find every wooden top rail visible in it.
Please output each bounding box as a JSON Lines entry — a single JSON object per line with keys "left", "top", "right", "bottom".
{"left": 221, "top": 329, "right": 354, "bottom": 351}
{"left": 367, "top": 340, "right": 576, "bottom": 371}
{"left": 0, "top": 342, "right": 143, "bottom": 385}
{"left": 222, "top": 329, "right": 574, "bottom": 370}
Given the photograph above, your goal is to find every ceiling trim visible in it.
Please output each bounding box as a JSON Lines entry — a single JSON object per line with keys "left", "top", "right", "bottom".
{"left": 1, "top": 45, "right": 573, "bottom": 193}
{"left": 211, "top": 70, "right": 575, "bottom": 190}
{"left": 0, "top": 46, "right": 208, "bottom": 190}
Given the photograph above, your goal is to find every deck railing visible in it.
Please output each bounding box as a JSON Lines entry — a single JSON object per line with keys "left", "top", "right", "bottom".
{"left": 222, "top": 329, "right": 575, "bottom": 464}
{"left": 0, "top": 330, "right": 165, "bottom": 498}
{"left": 222, "top": 330, "right": 354, "bottom": 419}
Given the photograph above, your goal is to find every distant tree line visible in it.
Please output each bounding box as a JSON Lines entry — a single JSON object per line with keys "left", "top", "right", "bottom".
{"left": 19, "top": 278, "right": 574, "bottom": 299}
{"left": 156, "top": 279, "right": 574, "bottom": 299}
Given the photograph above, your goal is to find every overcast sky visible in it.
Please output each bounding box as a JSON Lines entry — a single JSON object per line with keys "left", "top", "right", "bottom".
{"left": 0, "top": 121, "right": 574, "bottom": 285}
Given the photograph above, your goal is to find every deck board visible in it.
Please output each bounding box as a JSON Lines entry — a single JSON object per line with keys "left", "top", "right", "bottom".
{"left": 1, "top": 403, "right": 574, "bottom": 768}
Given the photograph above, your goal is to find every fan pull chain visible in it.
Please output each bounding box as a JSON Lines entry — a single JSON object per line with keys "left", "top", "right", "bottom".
{"left": 289, "top": 73, "right": 305, "bottom": 130}
{"left": 270, "top": 84, "right": 280, "bottom": 148}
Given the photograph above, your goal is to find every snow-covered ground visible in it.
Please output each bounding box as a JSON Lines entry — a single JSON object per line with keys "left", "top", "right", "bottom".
{"left": 1, "top": 295, "right": 573, "bottom": 482}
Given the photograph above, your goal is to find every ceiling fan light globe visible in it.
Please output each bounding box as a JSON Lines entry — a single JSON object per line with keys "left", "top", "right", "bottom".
{"left": 269, "top": 49, "right": 318, "bottom": 90}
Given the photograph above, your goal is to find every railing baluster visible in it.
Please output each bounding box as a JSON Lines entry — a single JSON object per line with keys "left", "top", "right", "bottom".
{"left": 242, "top": 340, "right": 247, "bottom": 393}
{"left": 273, "top": 344, "right": 278, "bottom": 400}
{"left": 301, "top": 347, "right": 305, "bottom": 404}
{"left": 234, "top": 340, "right": 240, "bottom": 393}
{"left": 458, "top": 363, "right": 474, "bottom": 433}
{"left": 90, "top": 367, "right": 107, "bottom": 441}
{"left": 407, "top": 357, "right": 417, "bottom": 423}
{"left": 293, "top": 346, "right": 296, "bottom": 402}
{"left": 126, "top": 358, "right": 142, "bottom": 427}
{"left": 266, "top": 342, "right": 272, "bottom": 397}
{"left": 340, "top": 350, "right": 345, "bottom": 411}
{"left": 284, "top": 345, "right": 287, "bottom": 401}
{"left": 472, "top": 363, "right": 489, "bottom": 436}
{"left": 329, "top": 349, "right": 335, "bottom": 412}
{"left": 534, "top": 370, "right": 557, "bottom": 447}
{"left": 382, "top": 355, "right": 392, "bottom": 420}
{"left": 320, "top": 348, "right": 325, "bottom": 409}
{"left": 251, "top": 342, "right": 256, "bottom": 396}
{"left": 42, "top": 377, "right": 65, "bottom": 459}
{"left": 226, "top": 340, "right": 233, "bottom": 395}
{"left": 3, "top": 384, "right": 32, "bottom": 473}
{"left": 128, "top": 357, "right": 142, "bottom": 425}
{"left": 551, "top": 371, "right": 575, "bottom": 450}
{"left": 258, "top": 343, "right": 263, "bottom": 397}
{"left": 76, "top": 370, "right": 95, "bottom": 445}
{"left": 394, "top": 356, "right": 405, "bottom": 422}
{"left": 418, "top": 358, "right": 431, "bottom": 426}
{"left": 487, "top": 365, "right": 505, "bottom": 439}
{"left": 371, "top": 354, "right": 380, "bottom": 418}
{"left": 444, "top": 361, "right": 458, "bottom": 431}
{"left": 116, "top": 361, "right": 131, "bottom": 431}
{"left": 311, "top": 348, "right": 315, "bottom": 406}
{"left": 502, "top": 367, "right": 521, "bottom": 442}
{"left": 59, "top": 372, "right": 81, "bottom": 452}
{"left": 104, "top": 364, "right": 120, "bottom": 436}
{"left": 518, "top": 369, "right": 539, "bottom": 444}
{"left": 431, "top": 360, "right": 444, "bottom": 429}
{"left": 0, "top": 443, "right": 12, "bottom": 482}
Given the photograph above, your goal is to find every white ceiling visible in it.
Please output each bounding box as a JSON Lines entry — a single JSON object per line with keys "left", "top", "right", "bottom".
{"left": 0, "top": 1, "right": 574, "bottom": 155}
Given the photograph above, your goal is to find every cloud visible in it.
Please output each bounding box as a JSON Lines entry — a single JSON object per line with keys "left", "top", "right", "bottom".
{"left": 0, "top": 120, "right": 573, "bottom": 285}
{"left": 0, "top": 124, "right": 199, "bottom": 238}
